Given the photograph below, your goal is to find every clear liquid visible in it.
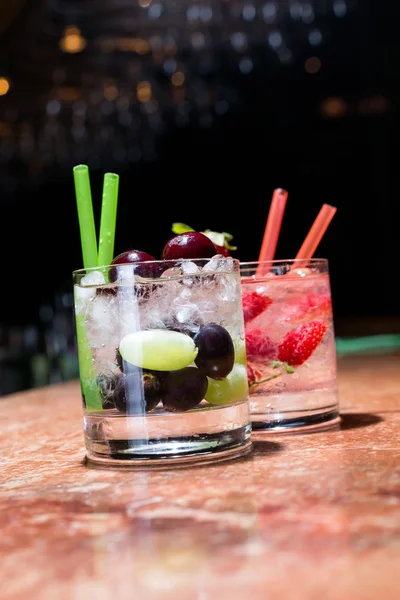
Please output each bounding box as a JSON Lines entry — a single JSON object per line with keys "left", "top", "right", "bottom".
{"left": 242, "top": 271, "right": 339, "bottom": 431}
{"left": 84, "top": 400, "right": 252, "bottom": 466}
{"left": 74, "top": 261, "right": 253, "bottom": 465}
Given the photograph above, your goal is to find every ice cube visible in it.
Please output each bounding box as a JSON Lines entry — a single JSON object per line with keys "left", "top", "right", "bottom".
{"left": 203, "top": 255, "right": 235, "bottom": 273}
{"left": 181, "top": 261, "right": 200, "bottom": 275}
{"left": 175, "top": 305, "right": 202, "bottom": 329}
{"left": 86, "top": 293, "right": 121, "bottom": 348}
{"left": 161, "top": 266, "right": 182, "bottom": 278}
{"left": 291, "top": 268, "right": 313, "bottom": 278}
{"left": 74, "top": 284, "right": 96, "bottom": 315}
{"left": 136, "top": 279, "right": 179, "bottom": 330}
{"left": 81, "top": 270, "right": 106, "bottom": 286}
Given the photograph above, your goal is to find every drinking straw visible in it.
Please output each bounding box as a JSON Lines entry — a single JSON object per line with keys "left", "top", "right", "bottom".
{"left": 73, "top": 164, "right": 98, "bottom": 269}
{"left": 75, "top": 313, "right": 102, "bottom": 412}
{"left": 295, "top": 203, "right": 337, "bottom": 266}
{"left": 72, "top": 164, "right": 103, "bottom": 411}
{"left": 98, "top": 172, "right": 119, "bottom": 267}
{"left": 256, "top": 188, "right": 288, "bottom": 275}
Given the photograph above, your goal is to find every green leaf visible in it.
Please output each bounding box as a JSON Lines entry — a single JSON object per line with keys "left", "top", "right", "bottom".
{"left": 203, "top": 229, "right": 238, "bottom": 251}
{"left": 203, "top": 230, "right": 226, "bottom": 248}
{"left": 171, "top": 222, "right": 195, "bottom": 234}
{"left": 224, "top": 241, "right": 238, "bottom": 251}
{"left": 268, "top": 360, "right": 296, "bottom": 375}
{"left": 269, "top": 360, "right": 283, "bottom": 370}
{"left": 249, "top": 372, "right": 282, "bottom": 389}
{"left": 171, "top": 224, "right": 238, "bottom": 252}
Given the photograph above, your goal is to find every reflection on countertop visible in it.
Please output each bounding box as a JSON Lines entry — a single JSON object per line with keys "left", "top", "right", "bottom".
{"left": 0, "top": 353, "right": 399, "bottom": 600}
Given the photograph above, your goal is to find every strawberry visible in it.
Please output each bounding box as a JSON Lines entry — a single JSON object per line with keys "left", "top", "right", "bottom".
{"left": 286, "top": 293, "right": 332, "bottom": 323}
{"left": 247, "top": 363, "right": 257, "bottom": 386}
{"left": 242, "top": 291, "right": 273, "bottom": 323}
{"left": 247, "top": 361, "right": 289, "bottom": 388}
{"left": 245, "top": 328, "right": 277, "bottom": 362}
{"left": 277, "top": 320, "right": 328, "bottom": 367}
{"left": 213, "top": 244, "right": 230, "bottom": 257}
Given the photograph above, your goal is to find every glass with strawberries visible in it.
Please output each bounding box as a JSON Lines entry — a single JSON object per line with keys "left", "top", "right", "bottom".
{"left": 240, "top": 259, "right": 339, "bottom": 431}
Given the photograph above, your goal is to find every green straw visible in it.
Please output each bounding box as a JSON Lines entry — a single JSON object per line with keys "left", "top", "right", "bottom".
{"left": 75, "top": 313, "right": 102, "bottom": 412}
{"left": 73, "top": 164, "right": 98, "bottom": 269}
{"left": 73, "top": 164, "right": 102, "bottom": 411}
{"left": 98, "top": 172, "right": 119, "bottom": 267}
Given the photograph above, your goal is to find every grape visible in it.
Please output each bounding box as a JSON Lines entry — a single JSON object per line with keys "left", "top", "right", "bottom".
{"left": 119, "top": 329, "right": 198, "bottom": 371}
{"left": 162, "top": 367, "right": 208, "bottom": 412}
{"left": 205, "top": 364, "right": 249, "bottom": 406}
{"left": 233, "top": 336, "right": 246, "bottom": 366}
{"left": 161, "top": 232, "right": 217, "bottom": 261}
{"left": 96, "top": 373, "right": 122, "bottom": 409}
{"left": 96, "top": 286, "right": 118, "bottom": 298}
{"left": 114, "top": 370, "right": 162, "bottom": 414}
{"left": 115, "top": 348, "right": 124, "bottom": 371}
{"left": 110, "top": 250, "right": 162, "bottom": 282}
{"left": 194, "top": 323, "right": 234, "bottom": 379}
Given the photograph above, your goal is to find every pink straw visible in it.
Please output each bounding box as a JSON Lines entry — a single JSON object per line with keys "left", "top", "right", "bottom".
{"left": 295, "top": 203, "right": 337, "bottom": 266}
{"left": 256, "top": 188, "right": 288, "bottom": 275}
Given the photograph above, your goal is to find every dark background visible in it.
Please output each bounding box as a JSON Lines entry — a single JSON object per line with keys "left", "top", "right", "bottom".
{"left": 0, "top": 0, "right": 399, "bottom": 393}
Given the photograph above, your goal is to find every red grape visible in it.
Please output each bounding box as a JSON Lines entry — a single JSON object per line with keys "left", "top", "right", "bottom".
{"left": 194, "top": 323, "right": 235, "bottom": 379}
{"left": 114, "top": 370, "right": 162, "bottom": 413}
{"left": 162, "top": 367, "right": 208, "bottom": 412}
{"left": 161, "top": 232, "right": 218, "bottom": 261}
{"left": 110, "top": 250, "right": 162, "bottom": 281}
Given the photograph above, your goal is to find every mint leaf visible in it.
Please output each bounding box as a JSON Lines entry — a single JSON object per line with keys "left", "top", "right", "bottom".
{"left": 203, "top": 230, "right": 226, "bottom": 247}
{"left": 203, "top": 229, "right": 237, "bottom": 251}
{"left": 171, "top": 222, "right": 195, "bottom": 234}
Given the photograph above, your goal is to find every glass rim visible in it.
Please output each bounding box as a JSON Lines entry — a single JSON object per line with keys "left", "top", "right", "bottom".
{"left": 239, "top": 257, "right": 328, "bottom": 267}
{"left": 72, "top": 256, "right": 241, "bottom": 277}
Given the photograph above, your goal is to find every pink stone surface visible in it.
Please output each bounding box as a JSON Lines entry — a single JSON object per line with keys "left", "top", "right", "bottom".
{"left": 0, "top": 353, "right": 399, "bottom": 599}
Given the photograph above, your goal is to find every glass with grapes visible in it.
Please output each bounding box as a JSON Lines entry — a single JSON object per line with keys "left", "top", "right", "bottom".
{"left": 73, "top": 238, "right": 252, "bottom": 467}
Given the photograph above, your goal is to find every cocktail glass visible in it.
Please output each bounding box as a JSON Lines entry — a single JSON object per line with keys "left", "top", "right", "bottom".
{"left": 73, "top": 256, "right": 252, "bottom": 466}
{"left": 240, "top": 258, "right": 339, "bottom": 432}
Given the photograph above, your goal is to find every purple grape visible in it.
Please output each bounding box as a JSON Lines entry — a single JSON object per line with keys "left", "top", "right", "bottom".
{"left": 96, "top": 373, "right": 122, "bottom": 409}
{"left": 194, "top": 323, "right": 234, "bottom": 380}
{"left": 96, "top": 362, "right": 163, "bottom": 414}
{"left": 96, "top": 285, "right": 118, "bottom": 298}
{"left": 162, "top": 367, "right": 208, "bottom": 412}
{"left": 114, "top": 370, "right": 161, "bottom": 414}
{"left": 161, "top": 232, "right": 217, "bottom": 261}
{"left": 110, "top": 250, "right": 163, "bottom": 282}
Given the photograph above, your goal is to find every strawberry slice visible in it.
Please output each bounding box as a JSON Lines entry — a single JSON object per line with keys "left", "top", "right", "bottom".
{"left": 247, "top": 363, "right": 257, "bottom": 386}
{"left": 277, "top": 320, "right": 328, "bottom": 367}
{"left": 246, "top": 362, "right": 283, "bottom": 389}
{"left": 242, "top": 291, "right": 273, "bottom": 323}
{"left": 245, "top": 328, "right": 277, "bottom": 361}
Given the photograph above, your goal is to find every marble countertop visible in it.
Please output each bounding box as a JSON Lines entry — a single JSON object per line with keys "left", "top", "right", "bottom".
{"left": 1, "top": 353, "right": 399, "bottom": 600}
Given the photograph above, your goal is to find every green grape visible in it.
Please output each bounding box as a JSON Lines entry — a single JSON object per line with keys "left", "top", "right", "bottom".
{"left": 233, "top": 336, "right": 247, "bottom": 366}
{"left": 205, "top": 364, "right": 249, "bottom": 406}
{"left": 119, "top": 329, "right": 198, "bottom": 371}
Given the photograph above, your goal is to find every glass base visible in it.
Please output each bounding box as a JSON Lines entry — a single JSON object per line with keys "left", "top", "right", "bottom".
{"left": 84, "top": 400, "right": 252, "bottom": 468}
{"left": 250, "top": 387, "right": 340, "bottom": 433}
{"left": 86, "top": 434, "right": 252, "bottom": 468}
